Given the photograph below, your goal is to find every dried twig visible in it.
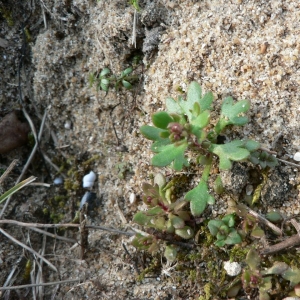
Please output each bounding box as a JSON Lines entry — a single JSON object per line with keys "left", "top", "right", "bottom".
{"left": 0, "top": 279, "right": 80, "bottom": 291}
{"left": 0, "top": 228, "right": 57, "bottom": 272}
{"left": 0, "top": 219, "right": 135, "bottom": 236}
{"left": 261, "top": 219, "right": 300, "bottom": 255}
{"left": 0, "top": 159, "right": 18, "bottom": 185}
{"left": 29, "top": 227, "right": 77, "bottom": 243}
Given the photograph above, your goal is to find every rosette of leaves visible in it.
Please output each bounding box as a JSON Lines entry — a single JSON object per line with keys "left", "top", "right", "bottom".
{"left": 208, "top": 214, "right": 242, "bottom": 247}
{"left": 133, "top": 175, "right": 194, "bottom": 240}
{"left": 140, "top": 81, "right": 263, "bottom": 217}
{"left": 89, "top": 67, "right": 138, "bottom": 92}
{"left": 248, "top": 150, "right": 278, "bottom": 169}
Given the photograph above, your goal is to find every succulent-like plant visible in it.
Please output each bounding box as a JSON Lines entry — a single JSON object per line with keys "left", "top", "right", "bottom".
{"left": 208, "top": 214, "right": 242, "bottom": 247}
{"left": 133, "top": 174, "right": 194, "bottom": 240}
{"left": 89, "top": 67, "right": 139, "bottom": 92}
{"left": 140, "top": 81, "right": 273, "bottom": 217}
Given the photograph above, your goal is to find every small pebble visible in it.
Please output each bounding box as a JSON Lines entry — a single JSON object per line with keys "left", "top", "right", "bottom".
{"left": 129, "top": 192, "right": 136, "bottom": 204}
{"left": 83, "top": 171, "right": 96, "bottom": 188}
{"left": 293, "top": 152, "right": 300, "bottom": 162}
{"left": 53, "top": 177, "right": 63, "bottom": 185}
{"left": 224, "top": 261, "right": 241, "bottom": 276}
{"left": 64, "top": 120, "right": 72, "bottom": 129}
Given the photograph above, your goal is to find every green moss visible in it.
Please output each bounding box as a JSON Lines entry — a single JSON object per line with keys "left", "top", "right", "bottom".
{"left": 0, "top": 6, "right": 14, "bottom": 26}
{"left": 136, "top": 256, "right": 160, "bottom": 282}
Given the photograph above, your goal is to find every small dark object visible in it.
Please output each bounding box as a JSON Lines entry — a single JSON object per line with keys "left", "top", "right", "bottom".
{"left": 0, "top": 111, "right": 30, "bottom": 154}
{"left": 80, "top": 191, "right": 97, "bottom": 210}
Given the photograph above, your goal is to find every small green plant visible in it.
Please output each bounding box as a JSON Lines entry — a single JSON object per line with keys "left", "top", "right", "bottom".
{"left": 140, "top": 81, "right": 276, "bottom": 217}
{"left": 242, "top": 248, "right": 300, "bottom": 299}
{"left": 89, "top": 67, "right": 139, "bottom": 92}
{"left": 207, "top": 214, "right": 242, "bottom": 247}
{"left": 129, "top": 0, "right": 140, "bottom": 11}
{"left": 133, "top": 173, "right": 194, "bottom": 247}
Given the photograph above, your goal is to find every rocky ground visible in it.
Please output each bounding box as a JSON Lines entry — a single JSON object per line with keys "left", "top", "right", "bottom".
{"left": 1, "top": 0, "right": 300, "bottom": 299}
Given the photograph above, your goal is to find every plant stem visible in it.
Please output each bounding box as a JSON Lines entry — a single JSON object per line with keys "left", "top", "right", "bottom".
{"left": 201, "top": 155, "right": 213, "bottom": 182}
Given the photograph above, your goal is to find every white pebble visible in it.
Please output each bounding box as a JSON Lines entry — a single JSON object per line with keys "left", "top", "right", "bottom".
{"left": 129, "top": 192, "right": 136, "bottom": 204}
{"left": 53, "top": 177, "right": 63, "bottom": 185}
{"left": 224, "top": 261, "right": 241, "bottom": 276}
{"left": 64, "top": 120, "right": 72, "bottom": 129}
{"left": 82, "top": 171, "right": 96, "bottom": 188}
{"left": 293, "top": 152, "right": 300, "bottom": 162}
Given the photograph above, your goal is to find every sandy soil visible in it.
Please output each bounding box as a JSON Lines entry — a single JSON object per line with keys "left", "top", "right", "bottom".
{"left": 1, "top": 0, "right": 300, "bottom": 299}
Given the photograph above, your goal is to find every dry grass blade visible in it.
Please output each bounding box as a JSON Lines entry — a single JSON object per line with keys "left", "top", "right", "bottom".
{"left": 0, "top": 228, "right": 57, "bottom": 272}
{"left": 0, "top": 159, "right": 18, "bottom": 185}
{"left": 0, "top": 176, "right": 36, "bottom": 204}
{"left": 0, "top": 279, "right": 80, "bottom": 291}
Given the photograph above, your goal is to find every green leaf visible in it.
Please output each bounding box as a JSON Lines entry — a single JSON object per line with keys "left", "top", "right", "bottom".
{"left": 175, "top": 226, "right": 194, "bottom": 239}
{"left": 191, "top": 110, "right": 210, "bottom": 129}
{"left": 121, "top": 67, "right": 133, "bottom": 76}
{"left": 246, "top": 249, "right": 260, "bottom": 271}
{"left": 166, "top": 97, "right": 181, "bottom": 114}
{"left": 100, "top": 68, "right": 110, "bottom": 77}
{"left": 221, "top": 97, "right": 250, "bottom": 125}
{"left": 282, "top": 267, "right": 300, "bottom": 286}
{"left": 244, "top": 140, "right": 260, "bottom": 152}
{"left": 122, "top": 80, "right": 132, "bottom": 89}
{"left": 152, "top": 112, "right": 173, "bottom": 129}
{"left": 265, "top": 211, "right": 282, "bottom": 223}
{"left": 208, "top": 219, "right": 223, "bottom": 236}
{"left": 213, "top": 175, "right": 224, "bottom": 194}
{"left": 133, "top": 212, "right": 151, "bottom": 225}
{"left": 222, "top": 214, "right": 235, "bottom": 227}
{"left": 251, "top": 225, "right": 265, "bottom": 238}
{"left": 186, "top": 81, "right": 202, "bottom": 114}
{"left": 262, "top": 262, "right": 289, "bottom": 275}
{"left": 152, "top": 142, "right": 189, "bottom": 171}
{"left": 210, "top": 140, "right": 250, "bottom": 170}
{"left": 185, "top": 180, "right": 215, "bottom": 217}
{"left": 153, "top": 216, "right": 166, "bottom": 230}
{"left": 215, "top": 239, "right": 226, "bottom": 247}
{"left": 164, "top": 245, "right": 177, "bottom": 262}
{"left": 140, "top": 125, "right": 167, "bottom": 141}
{"left": 199, "top": 91, "right": 214, "bottom": 111}
{"left": 170, "top": 215, "right": 185, "bottom": 229}
{"left": 147, "top": 206, "right": 165, "bottom": 216}
{"left": 225, "top": 230, "right": 242, "bottom": 245}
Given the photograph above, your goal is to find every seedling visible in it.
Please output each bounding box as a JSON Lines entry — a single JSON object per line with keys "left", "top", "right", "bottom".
{"left": 89, "top": 67, "right": 139, "bottom": 92}
{"left": 133, "top": 174, "right": 194, "bottom": 240}
{"left": 208, "top": 214, "right": 242, "bottom": 247}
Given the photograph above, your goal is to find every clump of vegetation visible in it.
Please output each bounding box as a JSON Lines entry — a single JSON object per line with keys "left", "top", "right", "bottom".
{"left": 139, "top": 82, "right": 276, "bottom": 218}
{"left": 131, "top": 81, "right": 300, "bottom": 298}
{"left": 207, "top": 214, "right": 242, "bottom": 247}
{"left": 89, "top": 67, "right": 139, "bottom": 92}
{"left": 133, "top": 82, "right": 277, "bottom": 250}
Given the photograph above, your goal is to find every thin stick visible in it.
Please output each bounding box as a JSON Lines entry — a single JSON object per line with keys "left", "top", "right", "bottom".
{"left": 0, "top": 279, "right": 80, "bottom": 291}
{"left": 0, "top": 159, "right": 18, "bottom": 185}
{"left": 0, "top": 228, "right": 57, "bottom": 272}
{"left": 0, "top": 219, "right": 135, "bottom": 236}
{"left": 277, "top": 158, "right": 300, "bottom": 168}
{"left": 261, "top": 234, "right": 300, "bottom": 255}
{"left": 246, "top": 207, "right": 282, "bottom": 235}
{"left": 29, "top": 227, "right": 77, "bottom": 243}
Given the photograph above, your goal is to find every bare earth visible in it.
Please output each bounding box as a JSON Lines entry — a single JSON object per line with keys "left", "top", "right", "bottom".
{"left": 1, "top": 0, "right": 300, "bottom": 299}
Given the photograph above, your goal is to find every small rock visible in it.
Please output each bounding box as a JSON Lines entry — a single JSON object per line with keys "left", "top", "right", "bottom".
{"left": 293, "top": 152, "right": 300, "bottom": 162}
{"left": 224, "top": 261, "right": 242, "bottom": 276}
{"left": 83, "top": 171, "right": 96, "bottom": 188}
